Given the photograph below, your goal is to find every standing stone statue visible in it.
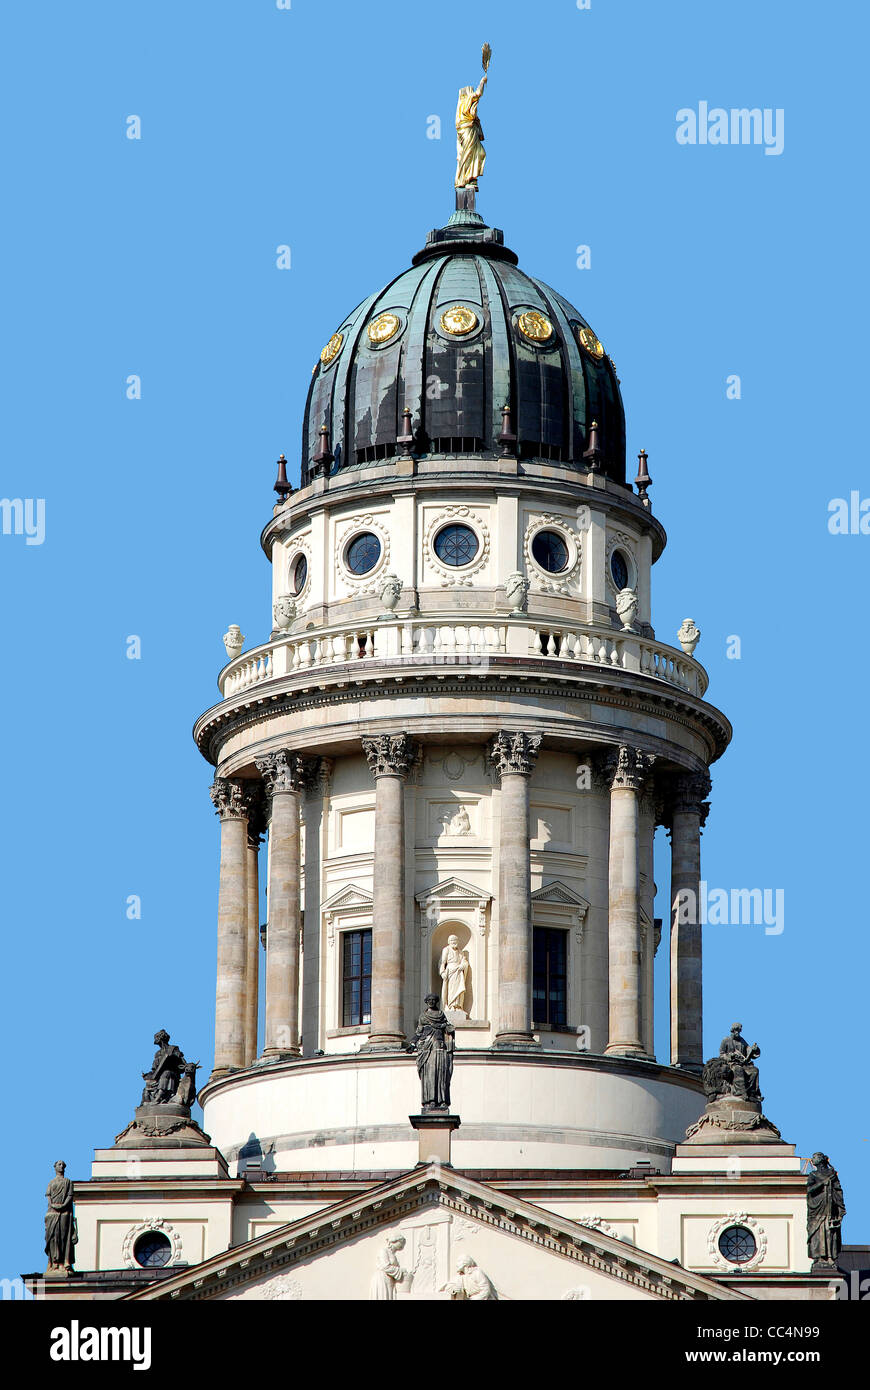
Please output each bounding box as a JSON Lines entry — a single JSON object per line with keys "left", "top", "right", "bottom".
{"left": 807, "top": 1153, "right": 846, "bottom": 1266}
{"left": 439, "top": 935, "right": 470, "bottom": 1013}
{"left": 413, "top": 994, "right": 455, "bottom": 1111}
{"left": 44, "top": 1160, "right": 77, "bottom": 1274}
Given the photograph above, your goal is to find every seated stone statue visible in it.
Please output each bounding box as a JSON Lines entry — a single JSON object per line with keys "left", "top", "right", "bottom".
{"left": 141, "top": 1029, "right": 187, "bottom": 1105}
{"left": 718, "top": 1022, "right": 761, "bottom": 1102}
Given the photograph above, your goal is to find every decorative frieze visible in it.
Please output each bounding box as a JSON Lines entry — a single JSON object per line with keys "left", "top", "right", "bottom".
{"left": 488, "top": 730, "right": 542, "bottom": 779}
{"left": 361, "top": 733, "right": 418, "bottom": 779}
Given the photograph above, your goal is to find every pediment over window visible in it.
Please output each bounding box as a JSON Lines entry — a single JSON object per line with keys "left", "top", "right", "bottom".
{"left": 321, "top": 884, "right": 373, "bottom": 916}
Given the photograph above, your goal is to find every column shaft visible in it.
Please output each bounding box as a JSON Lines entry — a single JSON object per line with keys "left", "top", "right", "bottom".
{"left": 669, "top": 772, "right": 709, "bottom": 1068}
{"left": 361, "top": 735, "right": 416, "bottom": 1048}
{"left": 264, "top": 787, "right": 302, "bottom": 1056}
{"left": 210, "top": 779, "right": 250, "bottom": 1075}
{"left": 244, "top": 837, "right": 260, "bottom": 1065}
{"left": 490, "top": 731, "right": 541, "bottom": 1046}
{"left": 605, "top": 746, "right": 653, "bottom": 1058}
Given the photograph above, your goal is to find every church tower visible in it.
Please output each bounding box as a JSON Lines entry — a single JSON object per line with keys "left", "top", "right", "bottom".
{"left": 35, "top": 56, "right": 846, "bottom": 1303}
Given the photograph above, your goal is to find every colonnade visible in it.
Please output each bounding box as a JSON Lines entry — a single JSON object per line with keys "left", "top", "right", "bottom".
{"left": 208, "top": 735, "right": 709, "bottom": 1079}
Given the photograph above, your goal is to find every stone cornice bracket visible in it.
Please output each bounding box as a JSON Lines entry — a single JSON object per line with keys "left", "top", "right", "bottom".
{"left": 255, "top": 750, "right": 310, "bottom": 798}
{"left": 605, "top": 744, "right": 656, "bottom": 793}
{"left": 488, "top": 730, "right": 543, "bottom": 780}
{"left": 361, "top": 733, "right": 418, "bottom": 779}
{"left": 209, "top": 776, "right": 250, "bottom": 821}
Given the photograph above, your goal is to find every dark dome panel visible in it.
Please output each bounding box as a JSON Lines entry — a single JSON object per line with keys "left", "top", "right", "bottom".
{"left": 300, "top": 215, "right": 626, "bottom": 485}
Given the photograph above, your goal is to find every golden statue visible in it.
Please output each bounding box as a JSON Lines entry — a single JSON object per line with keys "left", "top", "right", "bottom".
{"left": 455, "top": 44, "right": 491, "bottom": 191}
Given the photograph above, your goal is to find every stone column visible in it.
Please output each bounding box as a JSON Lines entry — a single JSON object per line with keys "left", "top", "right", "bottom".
{"left": 244, "top": 791, "right": 264, "bottom": 1066}
{"left": 361, "top": 734, "right": 417, "bottom": 1048}
{"left": 667, "top": 770, "right": 711, "bottom": 1070}
{"left": 209, "top": 777, "right": 251, "bottom": 1077}
{"left": 256, "top": 750, "right": 308, "bottom": 1060}
{"left": 489, "top": 730, "right": 542, "bottom": 1047}
{"left": 605, "top": 745, "right": 654, "bottom": 1058}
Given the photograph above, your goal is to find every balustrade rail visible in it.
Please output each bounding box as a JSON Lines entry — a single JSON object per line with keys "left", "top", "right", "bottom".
{"left": 220, "top": 617, "right": 707, "bottom": 699}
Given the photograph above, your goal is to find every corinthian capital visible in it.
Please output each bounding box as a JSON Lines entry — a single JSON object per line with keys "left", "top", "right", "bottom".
{"left": 255, "top": 749, "right": 310, "bottom": 797}
{"left": 362, "top": 733, "right": 418, "bottom": 779}
{"left": 488, "top": 730, "right": 543, "bottom": 779}
{"left": 210, "top": 777, "right": 251, "bottom": 820}
{"left": 606, "top": 744, "right": 656, "bottom": 792}
{"left": 672, "top": 769, "right": 712, "bottom": 819}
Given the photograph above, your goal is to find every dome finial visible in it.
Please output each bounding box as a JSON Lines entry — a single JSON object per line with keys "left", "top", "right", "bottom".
{"left": 454, "top": 44, "right": 491, "bottom": 214}
{"left": 273, "top": 452, "right": 292, "bottom": 503}
{"left": 311, "top": 422, "right": 334, "bottom": 479}
{"left": 497, "top": 402, "right": 517, "bottom": 458}
{"left": 635, "top": 448, "right": 652, "bottom": 507}
{"left": 583, "top": 420, "right": 602, "bottom": 472}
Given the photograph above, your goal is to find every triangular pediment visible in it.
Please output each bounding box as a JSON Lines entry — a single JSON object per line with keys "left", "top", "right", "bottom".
{"left": 321, "top": 883, "right": 373, "bottom": 914}
{"left": 531, "top": 880, "right": 590, "bottom": 913}
{"left": 121, "top": 1165, "right": 749, "bottom": 1304}
{"left": 415, "top": 876, "right": 492, "bottom": 907}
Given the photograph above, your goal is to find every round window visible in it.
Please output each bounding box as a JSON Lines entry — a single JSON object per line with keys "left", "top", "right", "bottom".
{"left": 133, "top": 1231, "right": 172, "bottom": 1268}
{"left": 433, "top": 523, "right": 479, "bottom": 567}
{"left": 345, "top": 532, "right": 382, "bottom": 576}
{"left": 531, "top": 529, "right": 569, "bottom": 574}
{"left": 291, "top": 554, "right": 308, "bottom": 595}
{"left": 610, "top": 549, "right": 629, "bottom": 590}
{"left": 717, "top": 1225, "right": 757, "bottom": 1265}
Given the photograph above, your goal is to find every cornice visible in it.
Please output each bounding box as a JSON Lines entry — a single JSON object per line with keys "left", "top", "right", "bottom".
{"left": 193, "top": 667, "right": 731, "bottom": 769}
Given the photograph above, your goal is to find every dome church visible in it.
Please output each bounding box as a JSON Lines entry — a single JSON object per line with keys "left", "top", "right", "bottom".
{"left": 30, "top": 60, "right": 850, "bottom": 1306}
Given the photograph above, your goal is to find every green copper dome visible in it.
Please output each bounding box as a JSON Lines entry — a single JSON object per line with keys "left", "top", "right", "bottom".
{"left": 301, "top": 213, "right": 625, "bottom": 485}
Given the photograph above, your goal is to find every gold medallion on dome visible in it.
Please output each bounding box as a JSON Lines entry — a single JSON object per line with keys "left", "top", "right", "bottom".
{"left": 517, "top": 309, "right": 554, "bottom": 343}
{"left": 576, "top": 324, "right": 605, "bottom": 359}
{"left": 319, "top": 332, "right": 344, "bottom": 367}
{"left": 440, "top": 304, "right": 478, "bottom": 336}
{"left": 367, "top": 312, "right": 401, "bottom": 345}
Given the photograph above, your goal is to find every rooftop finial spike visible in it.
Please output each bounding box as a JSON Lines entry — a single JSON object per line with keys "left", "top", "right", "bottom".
{"left": 635, "top": 448, "right": 652, "bottom": 508}
{"left": 273, "top": 452, "right": 292, "bottom": 503}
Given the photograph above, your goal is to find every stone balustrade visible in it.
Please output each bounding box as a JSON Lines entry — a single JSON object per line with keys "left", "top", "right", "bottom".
{"left": 219, "top": 617, "right": 707, "bottom": 700}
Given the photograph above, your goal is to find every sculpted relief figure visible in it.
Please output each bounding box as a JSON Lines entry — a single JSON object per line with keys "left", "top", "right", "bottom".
{"left": 439, "top": 935, "right": 470, "bottom": 1013}
{"left": 413, "top": 994, "right": 455, "bottom": 1111}
{"left": 807, "top": 1153, "right": 846, "bottom": 1266}
{"left": 44, "top": 1161, "right": 77, "bottom": 1274}
{"left": 369, "top": 1236, "right": 408, "bottom": 1300}
{"left": 444, "top": 1254, "right": 497, "bottom": 1300}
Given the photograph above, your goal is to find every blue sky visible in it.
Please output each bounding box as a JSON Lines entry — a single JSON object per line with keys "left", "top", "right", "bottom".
{"left": 1, "top": 0, "right": 866, "bottom": 1277}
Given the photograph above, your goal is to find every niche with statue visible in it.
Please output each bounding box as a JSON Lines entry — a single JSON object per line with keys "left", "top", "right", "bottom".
{"left": 431, "top": 921, "right": 474, "bottom": 1019}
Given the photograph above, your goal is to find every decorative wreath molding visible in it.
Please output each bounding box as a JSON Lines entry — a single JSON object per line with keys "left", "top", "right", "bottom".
{"left": 523, "top": 513, "right": 582, "bottom": 595}
{"left": 335, "top": 513, "right": 391, "bottom": 596}
{"left": 122, "top": 1217, "right": 184, "bottom": 1270}
{"left": 706, "top": 1212, "right": 768, "bottom": 1272}
{"left": 286, "top": 532, "right": 312, "bottom": 608}
{"left": 605, "top": 529, "right": 638, "bottom": 602}
{"left": 250, "top": 1272, "right": 303, "bottom": 1301}
{"left": 423, "top": 505, "right": 490, "bottom": 588}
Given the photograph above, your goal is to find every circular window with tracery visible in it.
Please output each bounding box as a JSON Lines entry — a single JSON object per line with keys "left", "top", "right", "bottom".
{"left": 345, "top": 532, "right": 382, "bottom": 576}
{"left": 717, "top": 1225, "right": 757, "bottom": 1265}
{"left": 531, "top": 529, "right": 569, "bottom": 574}
{"left": 291, "top": 554, "right": 308, "bottom": 594}
{"left": 433, "top": 523, "right": 479, "bottom": 568}
{"left": 610, "top": 549, "right": 630, "bottom": 591}
{"left": 133, "top": 1231, "right": 172, "bottom": 1268}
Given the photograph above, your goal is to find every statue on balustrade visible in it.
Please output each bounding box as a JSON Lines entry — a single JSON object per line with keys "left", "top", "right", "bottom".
{"left": 807, "top": 1153, "right": 846, "bottom": 1266}
{"left": 413, "top": 994, "right": 455, "bottom": 1111}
